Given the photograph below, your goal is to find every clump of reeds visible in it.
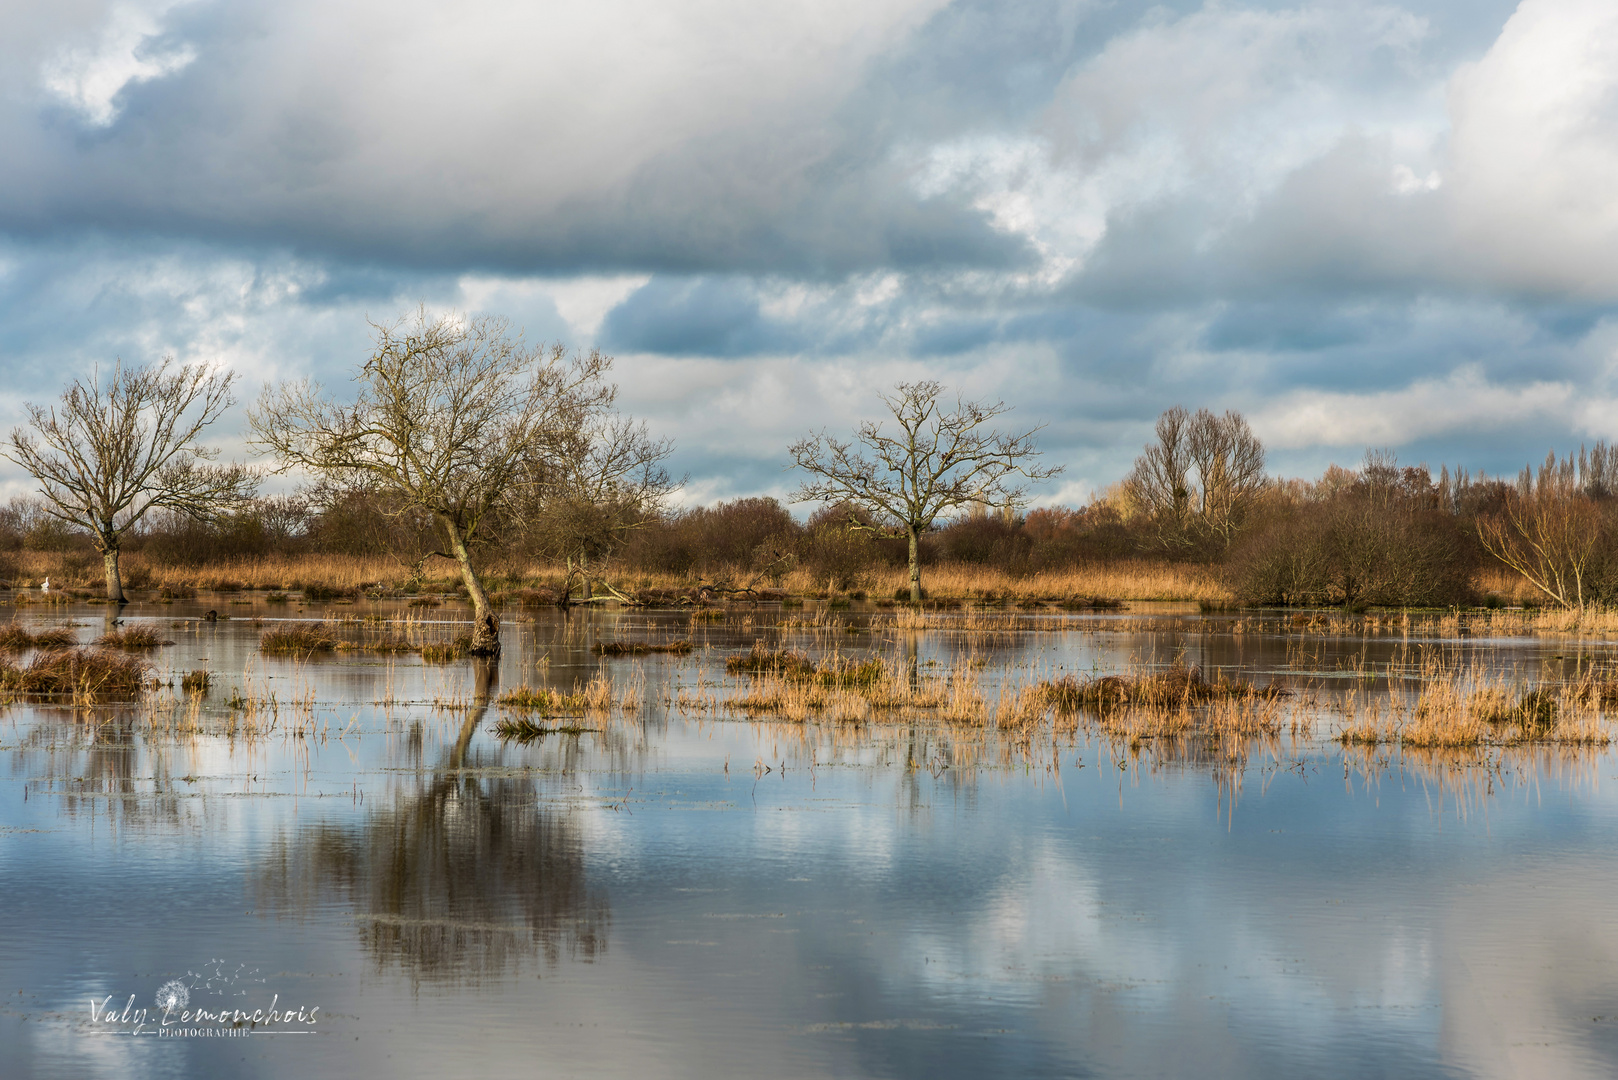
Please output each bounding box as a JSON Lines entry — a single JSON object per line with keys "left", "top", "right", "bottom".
{"left": 499, "top": 685, "right": 569, "bottom": 711}
{"left": 690, "top": 608, "right": 725, "bottom": 622}
{"left": 335, "top": 635, "right": 418, "bottom": 654}
{"left": 406, "top": 596, "right": 442, "bottom": 608}
{"left": 594, "top": 640, "right": 693, "bottom": 656}
{"left": 0, "top": 648, "right": 147, "bottom": 700}
{"left": 727, "top": 643, "right": 817, "bottom": 678}
{"left": 1032, "top": 664, "right": 1282, "bottom": 711}
{"left": 498, "top": 673, "right": 613, "bottom": 713}
{"left": 259, "top": 623, "right": 338, "bottom": 655}
{"left": 724, "top": 642, "right": 883, "bottom": 688}
{"left": 300, "top": 583, "right": 356, "bottom": 602}
{"left": 94, "top": 625, "right": 172, "bottom": 649}
{"left": 180, "top": 669, "right": 211, "bottom": 694}
{"left": 1059, "top": 596, "right": 1125, "bottom": 611}
{"left": 0, "top": 623, "right": 76, "bottom": 651}
{"left": 420, "top": 635, "right": 473, "bottom": 662}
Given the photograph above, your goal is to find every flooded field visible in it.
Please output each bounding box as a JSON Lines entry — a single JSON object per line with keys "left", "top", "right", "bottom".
{"left": 5, "top": 596, "right": 1618, "bottom": 1078}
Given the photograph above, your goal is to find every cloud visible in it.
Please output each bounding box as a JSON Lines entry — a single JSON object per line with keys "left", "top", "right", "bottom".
{"left": 3, "top": 0, "right": 1618, "bottom": 508}
{"left": 0, "top": 0, "right": 1032, "bottom": 274}
{"left": 40, "top": 1, "right": 199, "bottom": 127}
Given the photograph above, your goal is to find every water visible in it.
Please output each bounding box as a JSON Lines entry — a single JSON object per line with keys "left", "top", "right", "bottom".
{"left": 4, "top": 598, "right": 1618, "bottom": 1078}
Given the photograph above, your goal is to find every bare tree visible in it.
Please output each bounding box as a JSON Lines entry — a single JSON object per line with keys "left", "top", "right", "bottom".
{"left": 4, "top": 359, "right": 257, "bottom": 602}
{"left": 1126, "top": 406, "right": 1265, "bottom": 547}
{"left": 1124, "top": 406, "right": 1194, "bottom": 546}
{"left": 250, "top": 310, "right": 615, "bottom": 655}
{"left": 789, "top": 381, "right": 1060, "bottom": 602}
{"left": 1478, "top": 458, "right": 1606, "bottom": 610}
{"left": 1188, "top": 409, "right": 1266, "bottom": 540}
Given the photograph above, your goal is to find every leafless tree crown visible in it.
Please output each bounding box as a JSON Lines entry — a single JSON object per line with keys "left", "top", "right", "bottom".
{"left": 250, "top": 309, "right": 661, "bottom": 637}
{"left": 4, "top": 358, "right": 257, "bottom": 558}
{"left": 788, "top": 380, "right": 1060, "bottom": 532}
{"left": 1125, "top": 406, "right": 1265, "bottom": 546}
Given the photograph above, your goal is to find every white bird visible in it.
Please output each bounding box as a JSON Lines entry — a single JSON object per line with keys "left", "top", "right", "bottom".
{"left": 40, "top": 577, "right": 49, "bottom": 593}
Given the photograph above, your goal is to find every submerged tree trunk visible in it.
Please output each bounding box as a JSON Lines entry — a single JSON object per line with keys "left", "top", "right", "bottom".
{"left": 907, "top": 524, "right": 922, "bottom": 603}
{"left": 99, "top": 540, "right": 125, "bottom": 604}
{"left": 439, "top": 514, "right": 500, "bottom": 656}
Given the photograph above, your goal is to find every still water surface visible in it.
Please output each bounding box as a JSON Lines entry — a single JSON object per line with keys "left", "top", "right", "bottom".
{"left": 3, "top": 599, "right": 1617, "bottom": 1078}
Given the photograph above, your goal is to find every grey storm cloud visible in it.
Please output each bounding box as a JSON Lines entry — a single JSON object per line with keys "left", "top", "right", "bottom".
{"left": 0, "top": 0, "right": 1616, "bottom": 505}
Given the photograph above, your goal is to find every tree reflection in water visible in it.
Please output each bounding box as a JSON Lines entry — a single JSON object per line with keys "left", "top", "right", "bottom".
{"left": 258, "top": 660, "right": 608, "bottom": 985}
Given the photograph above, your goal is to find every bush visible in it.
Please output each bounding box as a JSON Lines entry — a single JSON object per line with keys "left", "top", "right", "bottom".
{"left": 1227, "top": 496, "right": 1477, "bottom": 607}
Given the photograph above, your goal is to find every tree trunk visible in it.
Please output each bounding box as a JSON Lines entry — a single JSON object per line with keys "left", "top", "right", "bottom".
{"left": 439, "top": 514, "right": 500, "bottom": 656}
{"left": 908, "top": 524, "right": 922, "bottom": 603}
{"left": 101, "top": 544, "right": 125, "bottom": 604}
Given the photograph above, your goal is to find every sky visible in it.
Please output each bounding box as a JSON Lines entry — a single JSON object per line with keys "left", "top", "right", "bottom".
{"left": 2, "top": 0, "right": 1615, "bottom": 509}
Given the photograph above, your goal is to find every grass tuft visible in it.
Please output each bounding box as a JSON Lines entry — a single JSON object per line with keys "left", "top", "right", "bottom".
{"left": 94, "top": 625, "right": 172, "bottom": 649}
{"left": 0, "top": 648, "right": 147, "bottom": 700}
{"left": 260, "top": 623, "right": 338, "bottom": 655}
{"left": 594, "top": 639, "right": 692, "bottom": 656}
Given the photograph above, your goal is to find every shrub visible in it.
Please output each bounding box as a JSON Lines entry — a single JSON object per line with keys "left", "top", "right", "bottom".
{"left": 1227, "top": 495, "right": 1477, "bottom": 607}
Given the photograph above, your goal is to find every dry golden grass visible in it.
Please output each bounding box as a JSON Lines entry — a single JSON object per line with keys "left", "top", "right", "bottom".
{"left": 94, "top": 624, "right": 172, "bottom": 649}
{"left": 856, "top": 561, "right": 1228, "bottom": 602}
{"left": 1333, "top": 658, "right": 1613, "bottom": 747}
{"left": 8, "top": 551, "right": 1233, "bottom": 603}
{"left": 0, "top": 623, "right": 76, "bottom": 650}
{"left": 0, "top": 647, "right": 147, "bottom": 701}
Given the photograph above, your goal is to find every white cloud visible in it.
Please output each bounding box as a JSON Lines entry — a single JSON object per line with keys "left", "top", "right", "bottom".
{"left": 1252, "top": 365, "right": 1575, "bottom": 450}
{"left": 41, "top": 2, "right": 197, "bottom": 127}
{"left": 1444, "top": 0, "right": 1618, "bottom": 294}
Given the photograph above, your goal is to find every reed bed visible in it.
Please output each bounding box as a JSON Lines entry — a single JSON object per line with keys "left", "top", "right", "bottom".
{"left": 593, "top": 640, "right": 693, "bottom": 656}
{"left": 724, "top": 642, "right": 885, "bottom": 688}
{"left": 1333, "top": 657, "right": 1614, "bottom": 747}
{"left": 260, "top": 624, "right": 339, "bottom": 655}
{"left": 258, "top": 617, "right": 473, "bottom": 659}
{"left": 0, "top": 623, "right": 76, "bottom": 650}
{"left": 420, "top": 636, "right": 473, "bottom": 662}
{"left": 861, "top": 562, "right": 1229, "bottom": 603}
{"left": 93, "top": 624, "right": 172, "bottom": 649}
{"left": 0, "top": 648, "right": 147, "bottom": 701}
{"left": 498, "top": 674, "right": 614, "bottom": 715}
{"left": 1032, "top": 665, "right": 1285, "bottom": 711}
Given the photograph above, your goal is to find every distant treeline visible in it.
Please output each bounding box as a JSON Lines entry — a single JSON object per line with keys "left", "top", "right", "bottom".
{"left": 6, "top": 415, "right": 1618, "bottom": 609}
